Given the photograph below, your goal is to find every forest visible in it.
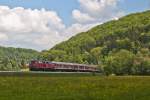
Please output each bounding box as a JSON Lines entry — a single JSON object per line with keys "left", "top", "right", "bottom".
{"left": 0, "top": 10, "right": 150, "bottom": 75}
{"left": 0, "top": 46, "right": 39, "bottom": 71}
{"left": 41, "top": 10, "right": 150, "bottom": 75}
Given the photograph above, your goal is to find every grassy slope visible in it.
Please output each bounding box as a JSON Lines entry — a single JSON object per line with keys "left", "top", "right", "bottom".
{"left": 0, "top": 75, "right": 150, "bottom": 100}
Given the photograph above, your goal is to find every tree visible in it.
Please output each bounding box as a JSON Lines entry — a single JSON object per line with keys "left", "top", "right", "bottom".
{"left": 90, "top": 47, "right": 102, "bottom": 64}
{"left": 133, "top": 49, "right": 150, "bottom": 75}
{"left": 0, "top": 46, "right": 39, "bottom": 71}
{"left": 104, "top": 50, "right": 134, "bottom": 75}
{"left": 116, "top": 38, "right": 132, "bottom": 50}
{"left": 21, "top": 59, "right": 27, "bottom": 69}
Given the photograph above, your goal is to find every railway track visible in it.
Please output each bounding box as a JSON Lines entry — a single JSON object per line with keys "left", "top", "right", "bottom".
{"left": 0, "top": 71, "right": 93, "bottom": 73}
{"left": 0, "top": 71, "right": 100, "bottom": 76}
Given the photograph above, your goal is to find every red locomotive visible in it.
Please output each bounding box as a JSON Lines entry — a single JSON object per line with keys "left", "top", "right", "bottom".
{"left": 29, "top": 60, "right": 99, "bottom": 72}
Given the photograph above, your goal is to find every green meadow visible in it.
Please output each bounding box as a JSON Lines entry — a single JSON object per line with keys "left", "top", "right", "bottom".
{"left": 0, "top": 73, "right": 150, "bottom": 100}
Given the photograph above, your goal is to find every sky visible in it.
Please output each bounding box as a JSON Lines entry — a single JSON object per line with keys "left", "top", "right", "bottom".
{"left": 0, "top": 0, "right": 149, "bottom": 51}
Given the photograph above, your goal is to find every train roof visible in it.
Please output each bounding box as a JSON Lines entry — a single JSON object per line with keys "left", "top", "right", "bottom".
{"left": 51, "top": 61, "right": 97, "bottom": 67}
{"left": 31, "top": 60, "right": 97, "bottom": 67}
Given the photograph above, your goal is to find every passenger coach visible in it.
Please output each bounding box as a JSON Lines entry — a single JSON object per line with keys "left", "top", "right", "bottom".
{"left": 29, "top": 60, "right": 99, "bottom": 72}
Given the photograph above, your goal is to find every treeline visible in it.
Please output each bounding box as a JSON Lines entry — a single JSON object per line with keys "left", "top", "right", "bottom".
{"left": 0, "top": 47, "right": 39, "bottom": 71}
{"left": 41, "top": 10, "right": 150, "bottom": 75}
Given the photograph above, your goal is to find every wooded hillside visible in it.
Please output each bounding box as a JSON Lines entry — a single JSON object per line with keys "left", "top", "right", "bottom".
{"left": 0, "top": 46, "right": 39, "bottom": 70}
{"left": 42, "top": 10, "right": 150, "bottom": 75}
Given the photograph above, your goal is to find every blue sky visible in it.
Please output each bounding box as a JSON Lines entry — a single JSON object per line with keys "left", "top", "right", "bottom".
{"left": 0, "top": 0, "right": 79, "bottom": 26}
{"left": 0, "top": 0, "right": 149, "bottom": 50}
{"left": 0, "top": 0, "right": 149, "bottom": 26}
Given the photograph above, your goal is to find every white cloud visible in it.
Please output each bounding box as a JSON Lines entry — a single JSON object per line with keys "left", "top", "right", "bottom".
{"left": 65, "top": 22, "right": 102, "bottom": 39}
{"left": 72, "top": 9, "right": 95, "bottom": 24}
{"left": 0, "top": 33, "right": 8, "bottom": 41}
{"left": 0, "top": 0, "right": 124, "bottom": 51}
{"left": 67, "top": 0, "right": 125, "bottom": 42}
{"left": 79, "top": 0, "right": 118, "bottom": 15}
{"left": 72, "top": 0, "right": 124, "bottom": 24}
{"left": 0, "top": 6, "right": 66, "bottom": 50}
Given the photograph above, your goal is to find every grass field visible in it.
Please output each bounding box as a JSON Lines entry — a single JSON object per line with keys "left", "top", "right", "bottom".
{"left": 0, "top": 73, "right": 150, "bottom": 100}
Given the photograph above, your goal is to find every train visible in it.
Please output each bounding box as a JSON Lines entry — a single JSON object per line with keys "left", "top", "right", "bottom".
{"left": 29, "top": 60, "right": 100, "bottom": 72}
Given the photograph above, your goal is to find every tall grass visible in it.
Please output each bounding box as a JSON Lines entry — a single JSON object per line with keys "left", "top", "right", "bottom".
{"left": 0, "top": 74, "right": 150, "bottom": 100}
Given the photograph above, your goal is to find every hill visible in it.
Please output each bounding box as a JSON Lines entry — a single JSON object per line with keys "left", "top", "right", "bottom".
{"left": 0, "top": 46, "right": 39, "bottom": 71}
{"left": 42, "top": 10, "right": 150, "bottom": 75}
